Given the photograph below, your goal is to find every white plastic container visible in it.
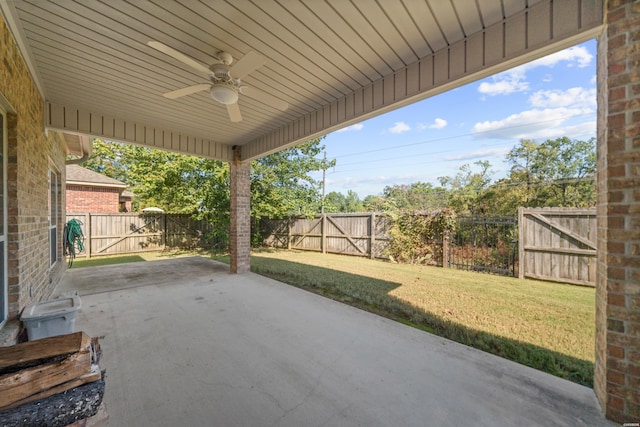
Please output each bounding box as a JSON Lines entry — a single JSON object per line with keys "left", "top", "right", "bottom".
{"left": 21, "top": 295, "right": 82, "bottom": 340}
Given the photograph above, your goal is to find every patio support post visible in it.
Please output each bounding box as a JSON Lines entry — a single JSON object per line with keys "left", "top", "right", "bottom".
{"left": 595, "top": 0, "right": 640, "bottom": 421}
{"left": 229, "top": 146, "right": 251, "bottom": 274}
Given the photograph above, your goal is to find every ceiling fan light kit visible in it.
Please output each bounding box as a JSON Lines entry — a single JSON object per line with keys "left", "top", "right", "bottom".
{"left": 210, "top": 83, "right": 239, "bottom": 105}
{"left": 148, "top": 41, "right": 289, "bottom": 123}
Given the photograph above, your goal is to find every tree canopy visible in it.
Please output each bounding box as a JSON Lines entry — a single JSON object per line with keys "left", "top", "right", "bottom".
{"left": 84, "top": 136, "right": 595, "bottom": 226}
{"left": 321, "top": 137, "right": 596, "bottom": 216}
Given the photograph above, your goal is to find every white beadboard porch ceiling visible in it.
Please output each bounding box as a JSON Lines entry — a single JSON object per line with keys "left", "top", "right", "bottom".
{"left": 2, "top": 0, "right": 602, "bottom": 162}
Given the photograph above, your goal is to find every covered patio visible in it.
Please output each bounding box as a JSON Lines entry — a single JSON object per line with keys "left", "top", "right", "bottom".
{"left": 0, "top": 0, "right": 638, "bottom": 421}
{"left": 56, "top": 257, "right": 611, "bottom": 426}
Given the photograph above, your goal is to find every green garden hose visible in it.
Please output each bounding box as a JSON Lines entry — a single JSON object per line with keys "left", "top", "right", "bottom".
{"left": 64, "top": 219, "right": 85, "bottom": 267}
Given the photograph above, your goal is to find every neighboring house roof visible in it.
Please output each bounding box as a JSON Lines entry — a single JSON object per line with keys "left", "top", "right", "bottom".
{"left": 66, "top": 164, "right": 127, "bottom": 189}
{"left": 121, "top": 190, "right": 135, "bottom": 198}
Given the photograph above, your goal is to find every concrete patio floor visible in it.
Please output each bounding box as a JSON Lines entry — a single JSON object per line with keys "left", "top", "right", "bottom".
{"left": 55, "top": 257, "right": 612, "bottom": 427}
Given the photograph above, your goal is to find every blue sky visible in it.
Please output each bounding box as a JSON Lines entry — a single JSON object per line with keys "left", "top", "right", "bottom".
{"left": 313, "top": 39, "right": 597, "bottom": 199}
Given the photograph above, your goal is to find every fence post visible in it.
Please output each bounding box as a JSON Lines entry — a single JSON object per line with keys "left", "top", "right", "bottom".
{"left": 370, "top": 213, "right": 376, "bottom": 259}
{"left": 163, "top": 214, "right": 167, "bottom": 250}
{"left": 321, "top": 214, "right": 327, "bottom": 254}
{"left": 85, "top": 212, "right": 91, "bottom": 258}
{"left": 517, "top": 207, "right": 524, "bottom": 279}
{"left": 442, "top": 230, "right": 449, "bottom": 268}
{"left": 287, "top": 219, "right": 292, "bottom": 250}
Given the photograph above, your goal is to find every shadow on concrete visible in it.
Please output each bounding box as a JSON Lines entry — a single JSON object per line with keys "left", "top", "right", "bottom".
{"left": 250, "top": 256, "right": 594, "bottom": 387}
{"left": 58, "top": 256, "right": 611, "bottom": 426}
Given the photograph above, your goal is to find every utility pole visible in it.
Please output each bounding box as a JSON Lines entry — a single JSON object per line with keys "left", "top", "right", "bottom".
{"left": 321, "top": 150, "right": 327, "bottom": 214}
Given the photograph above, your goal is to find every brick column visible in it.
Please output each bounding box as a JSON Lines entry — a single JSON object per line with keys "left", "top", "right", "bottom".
{"left": 229, "top": 147, "right": 251, "bottom": 274}
{"left": 595, "top": 0, "right": 640, "bottom": 421}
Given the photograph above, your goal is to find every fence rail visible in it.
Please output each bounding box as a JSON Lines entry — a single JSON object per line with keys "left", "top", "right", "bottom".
{"left": 518, "top": 207, "right": 596, "bottom": 286}
{"left": 65, "top": 212, "right": 214, "bottom": 258}
{"left": 261, "top": 208, "right": 597, "bottom": 286}
{"left": 68, "top": 209, "right": 598, "bottom": 286}
{"left": 260, "top": 213, "right": 391, "bottom": 259}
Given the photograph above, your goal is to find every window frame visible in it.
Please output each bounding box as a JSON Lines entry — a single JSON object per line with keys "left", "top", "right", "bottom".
{"left": 0, "top": 106, "right": 7, "bottom": 327}
{"left": 49, "top": 164, "right": 61, "bottom": 268}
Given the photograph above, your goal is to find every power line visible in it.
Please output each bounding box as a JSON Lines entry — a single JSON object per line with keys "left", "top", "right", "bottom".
{"left": 324, "top": 111, "right": 595, "bottom": 162}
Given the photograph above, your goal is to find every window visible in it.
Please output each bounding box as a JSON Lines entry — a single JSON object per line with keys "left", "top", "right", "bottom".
{"left": 49, "top": 166, "right": 61, "bottom": 267}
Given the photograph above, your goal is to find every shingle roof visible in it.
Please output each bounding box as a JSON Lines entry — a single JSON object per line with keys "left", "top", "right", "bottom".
{"left": 66, "top": 164, "right": 127, "bottom": 188}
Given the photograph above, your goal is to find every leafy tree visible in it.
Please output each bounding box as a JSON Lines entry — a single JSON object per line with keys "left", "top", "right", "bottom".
{"left": 84, "top": 137, "right": 332, "bottom": 247}
{"left": 438, "top": 160, "right": 494, "bottom": 215}
{"left": 382, "top": 182, "right": 447, "bottom": 211}
{"left": 324, "top": 190, "right": 363, "bottom": 213}
{"left": 503, "top": 137, "right": 596, "bottom": 209}
{"left": 250, "top": 138, "right": 334, "bottom": 218}
{"left": 362, "top": 195, "right": 387, "bottom": 212}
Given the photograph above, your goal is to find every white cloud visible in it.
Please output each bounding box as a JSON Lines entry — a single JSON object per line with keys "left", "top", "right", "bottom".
{"left": 417, "top": 118, "right": 448, "bottom": 130}
{"left": 471, "top": 107, "right": 591, "bottom": 140}
{"left": 478, "top": 71, "right": 529, "bottom": 96}
{"left": 477, "top": 45, "right": 594, "bottom": 96}
{"left": 527, "top": 45, "right": 593, "bottom": 69}
{"left": 444, "top": 147, "right": 511, "bottom": 161}
{"left": 388, "top": 121, "right": 411, "bottom": 134}
{"left": 429, "top": 118, "right": 448, "bottom": 129}
{"left": 336, "top": 123, "right": 364, "bottom": 133}
{"left": 529, "top": 87, "right": 596, "bottom": 109}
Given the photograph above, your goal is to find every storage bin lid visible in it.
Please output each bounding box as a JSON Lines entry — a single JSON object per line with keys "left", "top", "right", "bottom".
{"left": 21, "top": 295, "right": 82, "bottom": 321}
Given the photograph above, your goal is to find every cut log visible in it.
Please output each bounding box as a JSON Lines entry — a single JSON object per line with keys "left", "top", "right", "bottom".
{"left": 3, "top": 367, "right": 101, "bottom": 411}
{"left": 0, "top": 350, "right": 93, "bottom": 410}
{"left": 0, "top": 332, "right": 92, "bottom": 372}
{"left": 0, "top": 375, "right": 105, "bottom": 427}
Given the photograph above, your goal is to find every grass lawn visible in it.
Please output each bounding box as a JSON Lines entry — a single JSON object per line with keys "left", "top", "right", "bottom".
{"left": 69, "top": 249, "right": 204, "bottom": 269}
{"left": 215, "top": 249, "right": 595, "bottom": 387}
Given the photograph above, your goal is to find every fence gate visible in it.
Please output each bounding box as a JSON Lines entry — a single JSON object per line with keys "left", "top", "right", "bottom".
{"left": 518, "top": 208, "right": 596, "bottom": 286}
{"left": 448, "top": 216, "right": 518, "bottom": 276}
{"left": 259, "top": 213, "right": 391, "bottom": 258}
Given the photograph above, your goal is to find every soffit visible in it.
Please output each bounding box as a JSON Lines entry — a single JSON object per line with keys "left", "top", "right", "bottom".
{"left": 1, "top": 0, "right": 601, "bottom": 161}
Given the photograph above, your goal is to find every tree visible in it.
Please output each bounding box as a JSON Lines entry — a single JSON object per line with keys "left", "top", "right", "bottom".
{"left": 362, "top": 195, "right": 388, "bottom": 212}
{"left": 84, "top": 139, "right": 229, "bottom": 216}
{"left": 438, "top": 161, "right": 494, "bottom": 215}
{"left": 382, "top": 182, "right": 447, "bottom": 212}
{"left": 324, "top": 190, "right": 363, "bottom": 213}
{"left": 504, "top": 137, "right": 596, "bottom": 209}
{"left": 250, "top": 137, "right": 334, "bottom": 218}
{"left": 84, "top": 137, "right": 332, "bottom": 246}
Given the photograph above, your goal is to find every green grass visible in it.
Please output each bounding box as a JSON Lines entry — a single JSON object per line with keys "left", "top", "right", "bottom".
{"left": 72, "top": 248, "right": 596, "bottom": 386}
{"left": 214, "top": 249, "right": 595, "bottom": 387}
{"left": 69, "top": 250, "right": 204, "bottom": 269}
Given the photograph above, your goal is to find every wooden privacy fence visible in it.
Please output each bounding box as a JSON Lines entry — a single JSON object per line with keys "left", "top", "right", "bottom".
{"left": 518, "top": 207, "right": 597, "bottom": 286}
{"left": 262, "top": 208, "right": 598, "bottom": 286}
{"left": 65, "top": 212, "right": 214, "bottom": 258}
{"left": 260, "top": 213, "right": 391, "bottom": 259}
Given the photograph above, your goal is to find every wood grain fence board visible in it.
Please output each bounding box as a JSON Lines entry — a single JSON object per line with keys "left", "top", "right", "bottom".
{"left": 261, "top": 213, "right": 389, "bottom": 259}
{"left": 518, "top": 207, "right": 596, "bottom": 286}
{"left": 65, "top": 213, "right": 214, "bottom": 257}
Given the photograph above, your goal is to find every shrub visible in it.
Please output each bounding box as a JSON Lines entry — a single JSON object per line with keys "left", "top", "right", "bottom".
{"left": 387, "top": 209, "right": 456, "bottom": 265}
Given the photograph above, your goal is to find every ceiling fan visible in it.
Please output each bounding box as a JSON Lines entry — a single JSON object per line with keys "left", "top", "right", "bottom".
{"left": 148, "top": 41, "right": 289, "bottom": 123}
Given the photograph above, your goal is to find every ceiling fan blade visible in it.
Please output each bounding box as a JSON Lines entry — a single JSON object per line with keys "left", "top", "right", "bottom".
{"left": 148, "top": 41, "right": 212, "bottom": 76}
{"left": 227, "top": 103, "right": 242, "bottom": 122}
{"left": 240, "top": 86, "right": 289, "bottom": 111}
{"left": 230, "top": 51, "right": 265, "bottom": 79}
{"left": 163, "top": 84, "right": 211, "bottom": 99}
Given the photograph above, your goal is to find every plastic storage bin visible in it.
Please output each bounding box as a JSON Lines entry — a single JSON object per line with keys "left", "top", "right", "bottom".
{"left": 21, "top": 295, "right": 82, "bottom": 340}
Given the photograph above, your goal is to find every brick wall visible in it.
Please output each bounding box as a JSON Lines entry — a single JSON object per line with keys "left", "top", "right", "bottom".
{"left": 595, "top": 0, "right": 640, "bottom": 421}
{"left": 229, "top": 148, "right": 250, "bottom": 274}
{"left": 1, "top": 12, "right": 67, "bottom": 324}
{"left": 66, "top": 185, "right": 122, "bottom": 213}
